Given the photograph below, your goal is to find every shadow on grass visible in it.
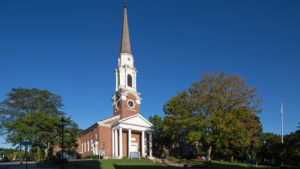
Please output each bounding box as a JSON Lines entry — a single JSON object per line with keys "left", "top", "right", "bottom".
{"left": 187, "top": 159, "right": 278, "bottom": 169}
{"left": 211, "top": 163, "right": 278, "bottom": 169}
{"left": 66, "top": 160, "right": 101, "bottom": 169}
{"left": 66, "top": 159, "right": 278, "bottom": 169}
{"left": 114, "top": 164, "right": 174, "bottom": 169}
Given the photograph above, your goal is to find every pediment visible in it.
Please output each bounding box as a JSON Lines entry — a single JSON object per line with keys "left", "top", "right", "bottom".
{"left": 118, "top": 114, "right": 153, "bottom": 128}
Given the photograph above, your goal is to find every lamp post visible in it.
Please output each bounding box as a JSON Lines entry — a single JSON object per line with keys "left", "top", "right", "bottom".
{"left": 60, "top": 117, "right": 66, "bottom": 169}
{"left": 21, "top": 141, "right": 31, "bottom": 169}
{"left": 25, "top": 144, "right": 28, "bottom": 169}
{"left": 19, "top": 138, "right": 22, "bottom": 165}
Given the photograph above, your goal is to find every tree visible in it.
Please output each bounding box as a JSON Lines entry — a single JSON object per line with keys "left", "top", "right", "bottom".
{"left": 149, "top": 115, "right": 164, "bottom": 156}
{"left": 163, "top": 72, "right": 262, "bottom": 161}
{"left": 283, "top": 130, "right": 300, "bottom": 166}
{"left": 257, "top": 131, "right": 300, "bottom": 167}
{"left": 0, "top": 88, "right": 78, "bottom": 159}
{"left": 163, "top": 90, "right": 205, "bottom": 157}
{"left": 0, "top": 148, "right": 15, "bottom": 157}
{"left": 149, "top": 115, "right": 172, "bottom": 157}
{"left": 0, "top": 88, "right": 64, "bottom": 132}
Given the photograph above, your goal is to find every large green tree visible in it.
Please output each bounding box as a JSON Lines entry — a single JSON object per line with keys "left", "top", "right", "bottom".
{"left": 0, "top": 88, "right": 78, "bottom": 159}
{"left": 283, "top": 130, "right": 300, "bottom": 166}
{"left": 149, "top": 115, "right": 172, "bottom": 157}
{"left": 257, "top": 130, "right": 300, "bottom": 167}
{"left": 163, "top": 72, "right": 262, "bottom": 161}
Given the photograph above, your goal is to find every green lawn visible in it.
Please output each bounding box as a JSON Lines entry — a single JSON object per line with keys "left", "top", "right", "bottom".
{"left": 66, "top": 159, "right": 278, "bottom": 169}
{"left": 188, "top": 159, "right": 278, "bottom": 169}
{"left": 66, "top": 159, "right": 172, "bottom": 169}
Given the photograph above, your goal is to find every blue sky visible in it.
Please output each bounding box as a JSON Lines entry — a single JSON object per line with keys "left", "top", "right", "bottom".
{"left": 1, "top": 0, "right": 299, "bottom": 148}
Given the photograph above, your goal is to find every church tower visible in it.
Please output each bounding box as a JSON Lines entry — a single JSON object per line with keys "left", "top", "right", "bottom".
{"left": 112, "top": 1, "right": 141, "bottom": 119}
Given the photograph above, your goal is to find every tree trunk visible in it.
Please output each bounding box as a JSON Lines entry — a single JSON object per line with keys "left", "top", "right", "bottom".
{"left": 38, "top": 147, "right": 40, "bottom": 162}
{"left": 231, "top": 155, "right": 234, "bottom": 162}
{"left": 19, "top": 142, "right": 22, "bottom": 164}
{"left": 45, "top": 143, "right": 50, "bottom": 160}
{"left": 207, "top": 146, "right": 212, "bottom": 161}
{"left": 45, "top": 148, "right": 49, "bottom": 160}
{"left": 195, "top": 143, "right": 198, "bottom": 156}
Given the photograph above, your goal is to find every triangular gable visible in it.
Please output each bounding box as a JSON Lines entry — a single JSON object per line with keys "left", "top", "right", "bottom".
{"left": 98, "top": 115, "right": 120, "bottom": 127}
{"left": 118, "top": 114, "right": 153, "bottom": 128}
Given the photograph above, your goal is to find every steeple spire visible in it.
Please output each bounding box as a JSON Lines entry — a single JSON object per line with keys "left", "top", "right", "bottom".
{"left": 120, "top": 0, "right": 132, "bottom": 55}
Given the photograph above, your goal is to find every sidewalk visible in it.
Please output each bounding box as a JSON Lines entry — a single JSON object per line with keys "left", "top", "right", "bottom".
{"left": 9, "top": 164, "right": 84, "bottom": 169}
{"left": 8, "top": 162, "right": 58, "bottom": 169}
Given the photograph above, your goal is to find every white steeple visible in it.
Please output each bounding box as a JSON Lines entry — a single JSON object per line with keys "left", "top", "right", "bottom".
{"left": 115, "top": 0, "right": 137, "bottom": 92}
{"left": 112, "top": 0, "right": 141, "bottom": 118}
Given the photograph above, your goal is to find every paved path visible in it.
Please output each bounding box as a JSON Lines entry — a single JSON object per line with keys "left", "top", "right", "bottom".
{"left": 0, "top": 162, "right": 23, "bottom": 169}
{"left": 0, "top": 162, "right": 59, "bottom": 169}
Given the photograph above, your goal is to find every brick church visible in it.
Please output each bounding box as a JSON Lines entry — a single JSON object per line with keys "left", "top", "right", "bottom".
{"left": 77, "top": 2, "right": 153, "bottom": 159}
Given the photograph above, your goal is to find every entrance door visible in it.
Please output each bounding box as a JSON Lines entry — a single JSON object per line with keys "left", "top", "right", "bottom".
{"left": 131, "top": 142, "right": 138, "bottom": 152}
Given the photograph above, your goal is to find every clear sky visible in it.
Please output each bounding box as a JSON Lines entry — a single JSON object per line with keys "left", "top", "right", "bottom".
{"left": 1, "top": 0, "right": 299, "bottom": 148}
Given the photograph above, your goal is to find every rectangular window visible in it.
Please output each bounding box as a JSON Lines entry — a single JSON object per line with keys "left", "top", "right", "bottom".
{"left": 87, "top": 141, "right": 89, "bottom": 152}
{"left": 81, "top": 143, "right": 83, "bottom": 153}
{"left": 84, "top": 142, "right": 86, "bottom": 152}
{"left": 91, "top": 139, "right": 93, "bottom": 153}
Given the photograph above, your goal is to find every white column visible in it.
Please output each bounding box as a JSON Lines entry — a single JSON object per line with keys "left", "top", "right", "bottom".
{"left": 128, "top": 129, "right": 131, "bottom": 157}
{"left": 149, "top": 132, "right": 153, "bottom": 157}
{"left": 114, "top": 130, "right": 118, "bottom": 157}
{"left": 112, "top": 130, "right": 115, "bottom": 157}
{"left": 115, "top": 71, "right": 118, "bottom": 91}
{"left": 141, "top": 131, "right": 145, "bottom": 157}
{"left": 119, "top": 128, "right": 123, "bottom": 158}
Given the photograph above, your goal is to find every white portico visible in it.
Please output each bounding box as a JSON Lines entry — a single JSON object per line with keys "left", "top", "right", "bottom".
{"left": 111, "top": 114, "right": 153, "bottom": 158}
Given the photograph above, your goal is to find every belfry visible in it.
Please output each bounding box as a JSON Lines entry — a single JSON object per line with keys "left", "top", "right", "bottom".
{"left": 113, "top": 0, "right": 141, "bottom": 119}
{"left": 76, "top": 1, "right": 153, "bottom": 158}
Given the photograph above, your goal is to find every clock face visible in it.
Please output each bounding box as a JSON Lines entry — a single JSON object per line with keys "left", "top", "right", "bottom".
{"left": 127, "top": 100, "right": 135, "bottom": 108}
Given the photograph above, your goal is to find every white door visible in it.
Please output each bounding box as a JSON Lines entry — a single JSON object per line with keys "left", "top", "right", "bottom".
{"left": 131, "top": 142, "right": 138, "bottom": 152}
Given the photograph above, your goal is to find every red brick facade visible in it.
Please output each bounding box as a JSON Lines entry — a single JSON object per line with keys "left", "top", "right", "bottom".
{"left": 76, "top": 122, "right": 147, "bottom": 158}
{"left": 77, "top": 124, "right": 99, "bottom": 157}
{"left": 113, "top": 90, "right": 141, "bottom": 119}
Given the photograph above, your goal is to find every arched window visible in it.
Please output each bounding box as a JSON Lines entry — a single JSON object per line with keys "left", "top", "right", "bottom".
{"left": 127, "top": 74, "right": 132, "bottom": 87}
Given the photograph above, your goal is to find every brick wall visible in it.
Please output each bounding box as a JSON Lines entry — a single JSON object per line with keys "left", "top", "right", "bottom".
{"left": 122, "top": 131, "right": 128, "bottom": 157}
{"left": 77, "top": 124, "right": 100, "bottom": 157}
{"left": 99, "top": 125, "right": 113, "bottom": 158}
{"left": 113, "top": 90, "right": 140, "bottom": 119}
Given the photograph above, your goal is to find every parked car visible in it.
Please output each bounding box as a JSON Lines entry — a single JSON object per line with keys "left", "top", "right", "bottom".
{"left": 196, "top": 156, "right": 206, "bottom": 160}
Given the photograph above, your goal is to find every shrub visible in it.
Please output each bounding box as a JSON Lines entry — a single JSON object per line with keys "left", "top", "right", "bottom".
{"left": 51, "top": 155, "right": 68, "bottom": 164}
{"left": 169, "top": 156, "right": 182, "bottom": 163}
{"left": 82, "top": 155, "right": 98, "bottom": 159}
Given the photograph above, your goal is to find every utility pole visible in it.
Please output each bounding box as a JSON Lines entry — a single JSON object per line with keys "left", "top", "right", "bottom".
{"left": 281, "top": 102, "right": 284, "bottom": 144}
{"left": 281, "top": 102, "right": 284, "bottom": 166}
